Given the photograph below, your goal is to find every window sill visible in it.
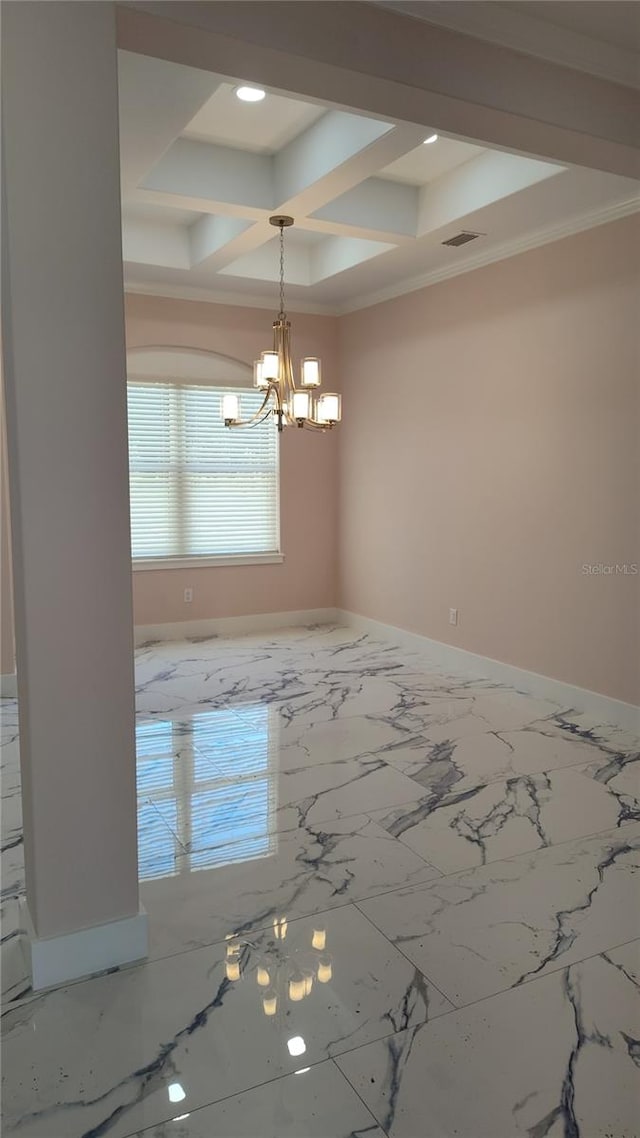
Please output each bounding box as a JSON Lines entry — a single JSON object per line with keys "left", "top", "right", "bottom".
{"left": 132, "top": 553, "right": 285, "bottom": 572}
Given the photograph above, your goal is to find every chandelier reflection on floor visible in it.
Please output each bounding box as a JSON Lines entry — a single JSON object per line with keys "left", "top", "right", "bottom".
{"left": 221, "top": 216, "right": 342, "bottom": 434}
{"left": 225, "top": 916, "right": 333, "bottom": 1020}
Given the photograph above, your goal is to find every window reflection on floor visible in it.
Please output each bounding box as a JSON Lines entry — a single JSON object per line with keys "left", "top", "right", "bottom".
{"left": 136, "top": 706, "right": 276, "bottom": 882}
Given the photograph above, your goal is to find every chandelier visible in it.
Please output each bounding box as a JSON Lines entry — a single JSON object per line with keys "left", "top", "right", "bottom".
{"left": 221, "top": 216, "right": 342, "bottom": 433}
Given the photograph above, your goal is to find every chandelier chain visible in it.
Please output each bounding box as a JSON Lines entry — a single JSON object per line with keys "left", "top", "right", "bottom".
{"left": 278, "top": 223, "right": 286, "bottom": 320}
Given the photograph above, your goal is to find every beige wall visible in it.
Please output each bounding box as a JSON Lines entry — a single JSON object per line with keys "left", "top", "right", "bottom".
{"left": 125, "top": 294, "right": 340, "bottom": 625}
{"left": 7, "top": 222, "right": 635, "bottom": 702}
{"left": 338, "top": 215, "right": 640, "bottom": 706}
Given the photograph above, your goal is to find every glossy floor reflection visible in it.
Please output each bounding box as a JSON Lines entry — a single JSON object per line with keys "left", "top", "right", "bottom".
{"left": 1, "top": 624, "right": 639, "bottom": 1137}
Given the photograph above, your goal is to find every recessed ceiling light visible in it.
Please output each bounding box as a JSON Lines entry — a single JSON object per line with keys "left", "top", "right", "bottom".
{"left": 236, "top": 86, "right": 266, "bottom": 102}
{"left": 423, "top": 133, "right": 438, "bottom": 144}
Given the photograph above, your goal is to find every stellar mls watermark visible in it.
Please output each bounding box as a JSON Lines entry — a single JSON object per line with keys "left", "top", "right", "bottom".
{"left": 581, "top": 563, "right": 638, "bottom": 575}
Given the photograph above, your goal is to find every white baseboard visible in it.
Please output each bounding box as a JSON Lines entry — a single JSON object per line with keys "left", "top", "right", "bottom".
{"left": 339, "top": 609, "right": 640, "bottom": 735}
{"left": 134, "top": 607, "right": 339, "bottom": 647}
{"left": 24, "top": 899, "right": 149, "bottom": 991}
{"left": 1, "top": 672, "right": 17, "bottom": 697}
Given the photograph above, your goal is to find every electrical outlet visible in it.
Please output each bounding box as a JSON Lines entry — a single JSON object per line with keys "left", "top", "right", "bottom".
{"left": 449, "top": 607, "right": 458, "bottom": 626}
{"left": 184, "top": 587, "right": 193, "bottom": 604}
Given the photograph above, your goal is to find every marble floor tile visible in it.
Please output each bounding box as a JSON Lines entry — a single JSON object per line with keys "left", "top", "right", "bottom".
{"left": 134, "top": 629, "right": 429, "bottom": 728}
{"left": 552, "top": 709, "right": 640, "bottom": 755}
{"left": 358, "top": 824, "right": 640, "bottom": 1007}
{"left": 447, "top": 689, "right": 566, "bottom": 732}
{"left": 135, "top": 668, "right": 309, "bottom": 719}
{"left": 1, "top": 837, "right": 24, "bottom": 902}
{"left": 335, "top": 942, "right": 640, "bottom": 1138}
{"left": 1, "top": 905, "right": 453, "bottom": 1138}
{"left": 0, "top": 896, "right": 30, "bottom": 1004}
{"left": 1, "top": 791, "right": 23, "bottom": 901}
{"left": 376, "top": 711, "right": 628, "bottom": 807}
{"left": 254, "top": 755, "right": 427, "bottom": 832}
{"left": 245, "top": 669, "right": 542, "bottom": 735}
{"left": 125, "top": 1059, "right": 385, "bottom": 1138}
{"left": 367, "top": 683, "right": 565, "bottom": 736}
{"left": 369, "top": 754, "right": 640, "bottom": 872}
{"left": 1, "top": 706, "right": 21, "bottom": 800}
{"left": 151, "top": 754, "right": 428, "bottom": 846}
{"left": 1, "top": 790, "right": 22, "bottom": 845}
{"left": 140, "top": 814, "right": 440, "bottom": 960}
{"left": 3, "top": 625, "right": 639, "bottom": 1138}
{"left": 143, "top": 705, "right": 422, "bottom": 779}
{"left": 0, "top": 697, "right": 20, "bottom": 740}
{"left": 262, "top": 673, "right": 439, "bottom": 731}
{"left": 134, "top": 637, "right": 327, "bottom": 719}
{"left": 229, "top": 713, "right": 420, "bottom": 771}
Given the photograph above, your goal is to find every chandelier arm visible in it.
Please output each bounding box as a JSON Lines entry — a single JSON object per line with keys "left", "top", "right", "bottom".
{"left": 227, "top": 408, "right": 275, "bottom": 430}
{"left": 225, "top": 383, "right": 281, "bottom": 428}
{"left": 273, "top": 318, "right": 296, "bottom": 419}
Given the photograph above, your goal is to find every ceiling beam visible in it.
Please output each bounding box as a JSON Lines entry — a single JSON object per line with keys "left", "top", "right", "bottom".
{"left": 124, "top": 187, "right": 269, "bottom": 222}
{"left": 377, "top": 1, "right": 640, "bottom": 91}
{"left": 122, "top": 150, "right": 567, "bottom": 279}
{"left": 274, "top": 109, "right": 391, "bottom": 204}
{"left": 276, "top": 120, "right": 427, "bottom": 217}
{"left": 117, "top": 1, "right": 640, "bottom": 180}
{"left": 132, "top": 115, "right": 426, "bottom": 270}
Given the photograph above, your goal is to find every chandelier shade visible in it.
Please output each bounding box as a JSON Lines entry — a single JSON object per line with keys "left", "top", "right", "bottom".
{"left": 221, "top": 393, "right": 240, "bottom": 423}
{"left": 292, "top": 390, "right": 311, "bottom": 419}
{"left": 317, "top": 393, "right": 342, "bottom": 424}
{"left": 301, "top": 358, "right": 321, "bottom": 387}
{"left": 221, "top": 216, "right": 341, "bottom": 434}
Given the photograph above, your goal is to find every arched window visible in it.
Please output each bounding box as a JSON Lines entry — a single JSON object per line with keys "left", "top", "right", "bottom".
{"left": 127, "top": 347, "right": 280, "bottom": 567}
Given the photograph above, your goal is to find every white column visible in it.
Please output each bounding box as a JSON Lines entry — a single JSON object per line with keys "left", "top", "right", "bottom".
{"left": 1, "top": 1, "right": 147, "bottom": 988}
{"left": 1, "top": 392, "right": 15, "bottom": 691}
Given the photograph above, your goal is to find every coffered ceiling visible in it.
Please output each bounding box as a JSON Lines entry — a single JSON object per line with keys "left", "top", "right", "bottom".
{"left": 119, "top": 48, "right": 640, "bottom": 315}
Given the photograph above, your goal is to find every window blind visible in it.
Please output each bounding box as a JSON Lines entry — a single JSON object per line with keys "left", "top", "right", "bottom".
{"left": 127, "top": 382, "right": 279, "bottom": 561}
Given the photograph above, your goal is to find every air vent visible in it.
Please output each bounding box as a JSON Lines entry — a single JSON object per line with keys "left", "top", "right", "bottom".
{"left": 442, "top": 231, "right": 484, "bottom": 248}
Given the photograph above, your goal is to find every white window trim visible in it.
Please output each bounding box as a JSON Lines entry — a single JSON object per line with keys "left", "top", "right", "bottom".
{"left": 132, "top": 552, "right": 285, "bottom": 572}
{"left": 127, "top": 349, "right": 281, "bottom": 565}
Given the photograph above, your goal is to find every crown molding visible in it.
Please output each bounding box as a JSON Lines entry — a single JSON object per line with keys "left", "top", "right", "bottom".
{"left": 338, "top": 196, "right": 640, "bottom": 315}
{"left": 123, "top": 280, "right": 339, "bottom": 317}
